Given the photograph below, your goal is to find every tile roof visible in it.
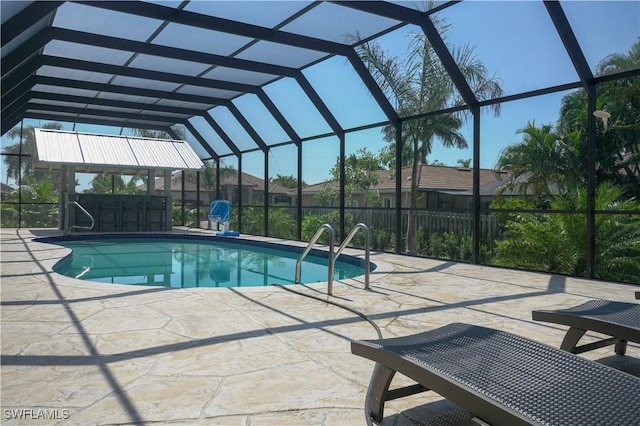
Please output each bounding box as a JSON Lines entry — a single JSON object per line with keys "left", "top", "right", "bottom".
{"left": 146, "top": 170, "right": 289, "bottom": 195}
{"left": 300, "top": 165, "right": 510, "bottom": 194}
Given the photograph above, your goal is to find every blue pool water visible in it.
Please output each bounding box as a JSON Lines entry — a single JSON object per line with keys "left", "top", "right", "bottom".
{"left": 47, "top": 236, "right": 368, "bottom": 288}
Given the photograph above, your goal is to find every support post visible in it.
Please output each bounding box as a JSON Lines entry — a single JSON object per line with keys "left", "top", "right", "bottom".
{"left": 59, "top": 165, "right": 68, "bottom": 230}
{"left": 164, "top": 169, "right": 172, "bottom": 231}
{"left": 147, "top": 169, "right": 155, "bottom": 194}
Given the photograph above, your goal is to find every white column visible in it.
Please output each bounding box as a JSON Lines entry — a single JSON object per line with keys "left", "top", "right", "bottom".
{"left": 59, "top": 166, "right": 68, "bottom": 230}
{"left": 164, "top": 170, "right": 172, "bottom": 231}
{"left": 67, "top": 166, "right": 76, "bottom": 194}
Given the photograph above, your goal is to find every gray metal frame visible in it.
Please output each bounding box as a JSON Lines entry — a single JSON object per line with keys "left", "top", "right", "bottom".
{"left": 2, "top": 1, "right": 639, "bottom": 277}
{"left": 352, "top": 322, "right": 640, "bottom": 425}
{"left": 532, "top": 299, "right": 640, "bottom": 355}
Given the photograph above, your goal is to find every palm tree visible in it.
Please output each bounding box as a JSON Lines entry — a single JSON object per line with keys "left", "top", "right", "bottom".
{"left": 88, "top": 174, "right": 142, "bottom": 194}
{"left": 557, "top": 42, "right": 640, "bottom": 199}
{"left": 495, "top": 121, "right": 578, "bottom": 204}
{"left": 187, "top": 160, "right": 236, "bottom": 206}
{"left": 3, "top": 122, "right": 63, "bottom": 183}
{"left": 457, "top": 158, "right": 471, "bottom": 168}
{"left": 495, "top": 181, "right": 640, "bottom": 283}
{"left": 596, "top": 41, "right": 640, "bottom": 76}
{"left": 131, "top": 126, "right": 186, "bottom": 140}
{"left": 352, "top": 6, "right": 503, "bottom": 253}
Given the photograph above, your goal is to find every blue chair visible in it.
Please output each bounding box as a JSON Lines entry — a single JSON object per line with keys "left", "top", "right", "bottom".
{"left": 209, "top": 200, "right": 231, "bottom": 232}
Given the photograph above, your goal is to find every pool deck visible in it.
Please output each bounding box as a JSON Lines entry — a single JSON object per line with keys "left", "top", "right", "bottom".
{"left": 2, "top": 227, "right": 639, "bottom": 425}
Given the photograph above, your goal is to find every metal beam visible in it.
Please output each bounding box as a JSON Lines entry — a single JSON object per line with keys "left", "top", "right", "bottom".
{"left": 24, "top": 102, "right": 180, "bottom": 124}
{"left": 1, "top": 55, "right": 40, "bottom": 98}
{"left": 49, "top": 27, "right": 298, "bottom": 78}
{"left": 346, "top": 50, "right": 399, "bottom": 124}
{"left": 471, "top": 107, "right": 480, "bottom": 264}
{"left": 418, "top": 20, "right": 478, "bottom": 107}
{"left": 336, "top": 1, "right": 478, "bottom": 107}
{"left": 295, "top": 73, "right": 343, "bottom": 136}
{"left": 586, "top": 85, "right": 597, "bottom": 278}
{"left": 182, "top": 120, "right": 218, "bottom": 161}
{"left": 21, "top": 111, "right": 174, "bottom": 133}
{"left": 256, "top": 89, "right": 301, "bottom": 144}
{"left": 25, "top": 91, "right": 204, "bottom": 117}
{"left": 332, "top": 1, "right": 424, "bottom": 26}
{"left": 1, "top": 27, "right": 51, "bottom": 77}
{"left": 545, "top": 1, "right": 593, "bottom": 88}
{"left": 1, "top": 103, "right": 28, "bottom": 135}
{"left": 2, "top": 76, "right": 37, "bottom": 116}
{"left": 202, "top": 114, "right": 241, "bottom": 157}
{"left": 226, "top": 102, "right": 269, "bottom": 152}
{"left": 77, "top": 1, "right": 350, "bottom": 56}
{"left": 39, "top": 55, "right": 258, "bottom": 94}
{"left": 33, "top": 75, "right": 227, "bottom": 107}
{"left": 1, "top": 1, "right": 62, "bottom": 47}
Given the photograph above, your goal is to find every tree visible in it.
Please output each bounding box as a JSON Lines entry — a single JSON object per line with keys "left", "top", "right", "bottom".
{"left": 494, "top": 181, "right": 640, "bottom": 283}
{"left": 495, "top": 121, "right": 578, "bottom": 204}
{"left": 315, "top": 148, "right": 385, "bottom": 209}
{"left": 597, "top": 41, "right": 640, "bottom": 76}
{"left": 1, "top": 175, "right": 59, "bottom": 227}
{"left": 131, "top": 126, "right": 186, "bottom": 140}
{"left": 557, "top": 42, "right": 640, "bottom": 199}
{"left": 3, "top": 122, "right": 63, "bottom": 183}
{"left": 241, "top": 202, "right": 297, "bottom": 239}
{"left": 353, "top": 5, "right": 503, "bottom": 253}
{"left": 87, "top": 174, "right": 142, "bottom": 194}
{"left": 457, "top": 158, "right": 471, "bottom": 168}
{"left": 270, "top": 174, "right": 302, "bottom": 189}
{"left": 188, "top": 160, "right": 236, "bottom": 206}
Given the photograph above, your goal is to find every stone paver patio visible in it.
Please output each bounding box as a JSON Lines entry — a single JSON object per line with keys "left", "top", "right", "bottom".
{"left": 1, "top": 228, "right": 639, "bottom": 425}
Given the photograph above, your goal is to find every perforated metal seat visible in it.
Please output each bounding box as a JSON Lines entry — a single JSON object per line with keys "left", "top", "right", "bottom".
{"left": 533, "top": 299, "right": 640, "bottom": 355}
{"left": 351, "top": 322, "right": 640, "bottom": 425}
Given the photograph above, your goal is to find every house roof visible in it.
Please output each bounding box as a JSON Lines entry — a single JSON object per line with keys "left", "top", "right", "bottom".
{"left": 298, "top": 165, "right": 510, "bottom": 196}
{"left": 145, "top": 170, "right": 290, "bottom": 195}
{"left": 1, "top": 183, "right": 16, "bottom": 193}
{"left": 32, "top": 128, "right": 204, "bottom": 176}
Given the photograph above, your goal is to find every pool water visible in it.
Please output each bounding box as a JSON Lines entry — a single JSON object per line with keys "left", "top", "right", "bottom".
{"left": 52, "top": 238, "right": 365, "bottom": 288}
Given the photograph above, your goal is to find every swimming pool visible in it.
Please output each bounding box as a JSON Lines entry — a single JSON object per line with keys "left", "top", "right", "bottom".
{"left": 40, "top": 235, "right": 370, "bottom": 288}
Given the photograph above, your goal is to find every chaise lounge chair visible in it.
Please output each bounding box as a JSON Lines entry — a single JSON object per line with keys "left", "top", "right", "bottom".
{"left": 351, "top": 322, "right": 640, "bottom": 425}
{"left": 532, "top": 299, "right": 640, "bottom": 355}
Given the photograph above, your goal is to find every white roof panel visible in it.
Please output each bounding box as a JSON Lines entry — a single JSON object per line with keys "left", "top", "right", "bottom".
{"left": 172, "top": 141, "right": 208, "bottom": 170}
{"left": 127, "top": 137, "right": 186, "bottom": 169}
{"left": 79, "top": 134, "right": 137, "bottom": 166}
{"left": 34, "top": 128, "right": 84, "bottom": 164}
{"left": 33, "top": 129, "right": 204, "bottom": 174}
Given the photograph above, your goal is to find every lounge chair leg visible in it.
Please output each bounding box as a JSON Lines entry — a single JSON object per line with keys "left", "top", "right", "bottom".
{"left": 560, "top": 327, "right": 587, "bottom": 353}
{"left": 615, "top": 339, "right": 628, "bottom": 355}
{"left": 367, "top": 363, "right": 396, "bottom": 422}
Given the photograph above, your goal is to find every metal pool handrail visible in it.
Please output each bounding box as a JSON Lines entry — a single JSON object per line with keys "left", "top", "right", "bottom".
{"left": 65, "top": 201, "right": 95, "bottom": 234}
{"left": 335, "top": 223, "right": 370, "bottom": 290}
{"left": 295, "top": 223, "right": 335, "bottom": 295}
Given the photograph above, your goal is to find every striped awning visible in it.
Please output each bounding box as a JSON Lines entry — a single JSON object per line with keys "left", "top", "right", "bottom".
{"left": 33, "top": 128, "right": 204, "bottom": 176}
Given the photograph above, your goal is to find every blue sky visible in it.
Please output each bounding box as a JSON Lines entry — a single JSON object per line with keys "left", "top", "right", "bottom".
{"left": 2, "top": 1, "right": 638, "bottom": 188}
{"left": 236, "top": 0, "right": 639, "bottom": 184}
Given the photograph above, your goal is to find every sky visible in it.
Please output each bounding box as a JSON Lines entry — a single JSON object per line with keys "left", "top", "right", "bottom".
{"left": 2, "top": 0, "right": 638, "bottom": 189}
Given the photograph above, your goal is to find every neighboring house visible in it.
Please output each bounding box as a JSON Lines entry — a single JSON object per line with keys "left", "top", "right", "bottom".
{"left": 141, "top": 170, "right": 292, "bottom": 207}
{"left": 294, "top": 165, "right": 512, "bottom": 211}
{"left": 0, "top": 182, "right": 16, "bottom": 201}
{"left": 0, "top": 183, "right": 15, "bottom": 201}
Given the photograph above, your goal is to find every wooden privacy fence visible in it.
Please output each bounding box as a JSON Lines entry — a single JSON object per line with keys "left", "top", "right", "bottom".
{"left": 300, "top": 208, "right": 499, "bottom": 240}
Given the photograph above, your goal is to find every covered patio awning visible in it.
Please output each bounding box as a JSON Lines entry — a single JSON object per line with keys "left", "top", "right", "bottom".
{"left": 33, "top": 128, "right": 205, "bottom": 176}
